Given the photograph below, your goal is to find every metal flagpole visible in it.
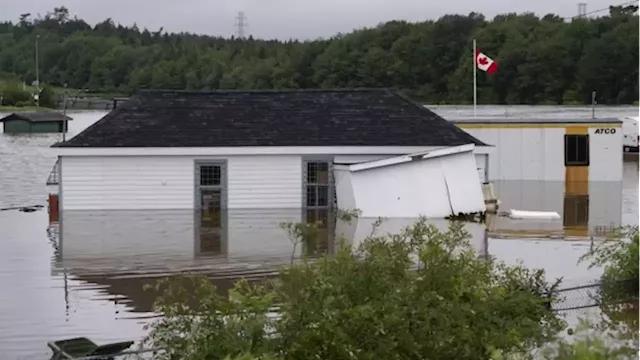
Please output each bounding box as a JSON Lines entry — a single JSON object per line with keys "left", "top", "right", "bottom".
{"left": 473, "top": 39, "right": 477, "bottom": 119}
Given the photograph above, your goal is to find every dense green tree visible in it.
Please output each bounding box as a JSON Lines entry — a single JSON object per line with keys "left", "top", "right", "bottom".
{"left": 0, "top": 6, "right": 637, "bottom": 104}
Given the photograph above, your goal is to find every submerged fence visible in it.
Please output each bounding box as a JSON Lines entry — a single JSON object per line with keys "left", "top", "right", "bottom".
{"left": 552, "top": 278, "right": 639, "bottom": 312}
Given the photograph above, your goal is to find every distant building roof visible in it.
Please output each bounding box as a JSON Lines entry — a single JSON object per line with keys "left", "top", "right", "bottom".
{"left": 451, "top": 117, "right": 622, "bottom": 125}
{"left": 54, "top": 89, "right": 487, "bottom": 148}
{"left": 0, "top": 112, "right": 73, "bottom": 123}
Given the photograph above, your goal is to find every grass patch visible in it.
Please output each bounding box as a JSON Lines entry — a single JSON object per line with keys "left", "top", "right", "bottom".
{"left": 0, "top": 77, "right": 125, "bottom": 101}
{"left": 0, "top": 105, "right": 55, "bottom": 112}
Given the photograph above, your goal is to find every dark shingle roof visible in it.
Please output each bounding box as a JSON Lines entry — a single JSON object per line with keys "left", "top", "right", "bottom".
{"left": 54, "top": 89, "right": 487, "bottom": 148}
{"left": 0, "top": 112, "right": 73, "bottom": 123}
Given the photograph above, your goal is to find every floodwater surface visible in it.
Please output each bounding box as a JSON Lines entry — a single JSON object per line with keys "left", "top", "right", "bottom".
{"left": 0, "top": 106, "right": 638, "bottom": 359}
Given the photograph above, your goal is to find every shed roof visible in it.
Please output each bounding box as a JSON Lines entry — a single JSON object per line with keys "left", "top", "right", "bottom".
{"left": 54, "top": 89, "right": 487, "bottom": 148}
{"left": 0, "top": 112, "right": 73, "bottom": 123}
{"left": 451, "top": 117, "right": 622, "bottom": 125}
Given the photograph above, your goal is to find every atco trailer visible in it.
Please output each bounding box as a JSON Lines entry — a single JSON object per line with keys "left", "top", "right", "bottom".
{"left": 622, "top": 116, "right": 638, "bottom": 153}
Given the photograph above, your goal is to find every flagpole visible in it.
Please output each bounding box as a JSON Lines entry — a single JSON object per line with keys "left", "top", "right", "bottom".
{"left": 473, "top": 38, "right": 477, "bottom": 120}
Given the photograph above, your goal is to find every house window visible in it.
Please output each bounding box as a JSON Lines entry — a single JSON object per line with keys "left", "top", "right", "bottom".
{"left": 200, "top": 165, "right": 222, "bottom": 186}
{"left": 565, "top": 135, "right": 589, "bottom": 166}
{"left": 304, "top": 161, "right": 332, "bottom": 208}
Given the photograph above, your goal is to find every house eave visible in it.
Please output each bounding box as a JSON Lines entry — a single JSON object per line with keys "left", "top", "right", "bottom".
{"left": 337, "top": 144, "right": 476, "bottom": 172}
{"left": 52, "top": 145, "right": 493, "bottom": 157}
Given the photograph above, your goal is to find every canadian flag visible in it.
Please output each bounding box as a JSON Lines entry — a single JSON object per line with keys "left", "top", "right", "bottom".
{"left": 475, "top": 50, "right": 498, "bottom": 74}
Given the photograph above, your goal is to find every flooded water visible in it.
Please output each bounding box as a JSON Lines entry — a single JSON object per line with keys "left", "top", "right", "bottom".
{"left": 0, "top": 106, "right": 638, "bottom": 359}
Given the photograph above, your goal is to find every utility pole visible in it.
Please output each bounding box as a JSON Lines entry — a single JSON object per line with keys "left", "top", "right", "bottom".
{"left": 577, "top": 3, "right": 588, "bottom": 18}
{"left": 235, "top": 11, "right": 248, "bottom": 39}
{"left": 35, "top": 34, "right": 40, "bottom": 108}
{"left": 62, "top": 83, "right": 68, "bottom": 142}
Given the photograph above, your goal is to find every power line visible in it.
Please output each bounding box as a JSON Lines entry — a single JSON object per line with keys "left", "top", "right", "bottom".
{"left": 235, "top": 11, "right": 248, "bottom": 39}
{"left": 566, "top": 0, "right": 639, "bottom": 20}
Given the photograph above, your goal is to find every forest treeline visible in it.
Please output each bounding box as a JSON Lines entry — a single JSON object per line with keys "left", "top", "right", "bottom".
{"left": 0, "top": 5, "right": 638, "bottom": 105}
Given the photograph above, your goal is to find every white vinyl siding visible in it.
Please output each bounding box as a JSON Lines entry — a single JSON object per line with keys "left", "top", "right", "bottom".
{"left": 61, "top": 155, "right": 302, "bottom": 210}
{"left": 61, "top": 156, "right": 195, "bottom": 210}
{"left": 59, "top": 148, "right": 493, "bottom": 211}
{"left": 227, "top": 155, "right": 302, "bottom": 209}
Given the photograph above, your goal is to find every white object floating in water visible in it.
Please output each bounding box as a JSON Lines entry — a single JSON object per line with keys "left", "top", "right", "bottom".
{"left": 508, "top": 209, "right": 561, "bottom": 220}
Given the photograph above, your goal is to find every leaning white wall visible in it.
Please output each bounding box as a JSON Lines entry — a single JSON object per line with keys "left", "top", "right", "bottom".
{"left": 335, "top": 150, "right": 485, "bottom": 218}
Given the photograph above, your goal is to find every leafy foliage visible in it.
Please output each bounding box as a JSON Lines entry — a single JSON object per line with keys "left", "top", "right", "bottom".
{"left": 0, "top": 77, "right": 56, "bottom": 108}
{"left": 0, "top": 6, "right": 638, "bottom": 104}
{"left": 537, "top": 320, "right": 638, "bottom": 360}
{"left": 144, "top": 219, "right": 565, "bottom": 360}
{"left": 580, "top": 226, "right": 639, "bottom": 342}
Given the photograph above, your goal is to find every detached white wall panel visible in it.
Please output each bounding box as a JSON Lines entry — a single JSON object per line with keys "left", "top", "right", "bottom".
{"left": 334, "top": 145, "right": 486, "bottom": 218}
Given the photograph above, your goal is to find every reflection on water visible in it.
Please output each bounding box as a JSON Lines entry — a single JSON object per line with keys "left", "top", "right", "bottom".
{"left": 1, "top": 108, "right": 638, "bottom": 358}
{"left": 57, "top": 209, "right": 489, "bottom": 270}
{"left": 487, "top": 180, "right": 624, "bottom": 237}
{"left": 52, "top": 209, "right": 491, "bottom": 316}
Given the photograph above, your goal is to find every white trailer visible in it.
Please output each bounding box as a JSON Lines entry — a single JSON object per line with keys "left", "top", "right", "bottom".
{"left": 449, "top": 117, "right": 623, "bottom": 238}
{"left": 622, "top": 116, "right": 638, "bottom": 153}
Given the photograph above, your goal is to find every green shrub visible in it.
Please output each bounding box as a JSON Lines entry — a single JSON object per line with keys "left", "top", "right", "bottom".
{"left": 144, "top": 218, "right": 564, "bottom": 360}
{"left": 14, "top": 100, "right": 34, "bottom": 107}
{"left": 580, "top": 226, "right": 639, "bottom": 341}
{"left": 537, "top": 320, "right": 638, "bottom": 360}
{"left": 0, "top": 86, "right": 32, "bottom": 106}
{"left": 38, "top": 86, "right": 57, "bottom": 108}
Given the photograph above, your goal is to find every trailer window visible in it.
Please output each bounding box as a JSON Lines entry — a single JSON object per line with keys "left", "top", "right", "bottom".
{"left": 564, "top": 135, "right": 589, "bottom": 166}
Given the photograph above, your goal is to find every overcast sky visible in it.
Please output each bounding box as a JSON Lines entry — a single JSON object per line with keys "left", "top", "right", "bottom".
{"left": 0, "top": 0, "right": 624, "bottom": 40}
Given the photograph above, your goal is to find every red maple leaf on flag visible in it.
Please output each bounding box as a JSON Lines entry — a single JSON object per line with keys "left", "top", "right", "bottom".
{"left": 475, "top": 50, "right": 497, "bottom": 74}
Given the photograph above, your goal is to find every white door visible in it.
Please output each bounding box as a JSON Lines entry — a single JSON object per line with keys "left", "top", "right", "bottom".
{"left": 474, "top": 154, "right": 488, "bottom": 183}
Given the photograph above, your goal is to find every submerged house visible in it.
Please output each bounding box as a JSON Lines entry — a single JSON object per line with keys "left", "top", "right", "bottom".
{"left": 0, "top": 112, "right": 72, "bottom": 134}
{"left": 50, "top": 89, "right": 490, "bottom": 255}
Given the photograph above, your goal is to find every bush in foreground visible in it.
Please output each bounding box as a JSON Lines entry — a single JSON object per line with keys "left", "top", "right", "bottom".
{"left": 143, "top": 219, "right": 564, "bottom": 360}
{"left": 580, "top": 226, "right": 639, "bottom": 341}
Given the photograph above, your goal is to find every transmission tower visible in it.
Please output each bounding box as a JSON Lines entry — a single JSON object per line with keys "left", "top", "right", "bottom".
{"left": 235, "top": 11, "right": 248, "bottom": 39}
{"left": 577, "top": 3, "right": 588, "bottom": 17}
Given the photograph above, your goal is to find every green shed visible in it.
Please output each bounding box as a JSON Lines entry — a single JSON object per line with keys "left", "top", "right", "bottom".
{"left": 0, "top": 112, "right": 73, "bottom": 134}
